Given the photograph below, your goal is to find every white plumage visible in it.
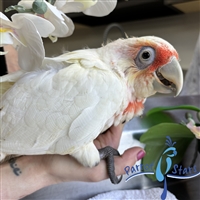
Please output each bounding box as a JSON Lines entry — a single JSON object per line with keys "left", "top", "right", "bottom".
{"left": 0, "top": 48, "right": 129, "bottom": 166}
{"left": 0, "top": 36, "right": 183, "bottom": 167}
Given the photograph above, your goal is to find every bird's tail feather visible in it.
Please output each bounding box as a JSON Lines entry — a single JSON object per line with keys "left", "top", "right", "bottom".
{"left": 0, "top": 154, "right": 22, "bottom": 165}
{"left": 0, "top": 81, "right": 15, "bottom": 99}
{"left": 0, "top": 70, "right": 24, "bottom": 102}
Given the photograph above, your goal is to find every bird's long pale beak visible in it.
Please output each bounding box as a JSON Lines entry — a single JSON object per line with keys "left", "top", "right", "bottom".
{"left": 153, "top": 57, "right": 183, "bottom": 96}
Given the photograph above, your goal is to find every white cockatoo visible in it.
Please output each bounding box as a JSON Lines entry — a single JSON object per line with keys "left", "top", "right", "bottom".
{"left": 0, "top": 36, "right": 183, "bottom": 183}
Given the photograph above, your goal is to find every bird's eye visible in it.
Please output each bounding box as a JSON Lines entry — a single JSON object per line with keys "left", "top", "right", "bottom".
{"left": 135, "top": 47, "right": 155, "bottom": 70}
{"left": 142, "top": 51, "right": 150, "bottom": 59}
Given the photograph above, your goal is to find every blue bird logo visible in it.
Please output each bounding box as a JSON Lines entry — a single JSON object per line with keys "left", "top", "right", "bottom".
{"left": 155, "top": 136, "right": 177, "bottom": 200}
{"left": 125, "top": 135, "right": 199, "bottom": 199}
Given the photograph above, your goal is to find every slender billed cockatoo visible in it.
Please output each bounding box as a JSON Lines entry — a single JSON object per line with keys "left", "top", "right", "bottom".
{"left": 0, "top": 36, "right": 183, "bottom": 184}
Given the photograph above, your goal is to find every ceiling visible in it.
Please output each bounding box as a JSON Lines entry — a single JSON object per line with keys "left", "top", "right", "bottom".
{"left": 2, "top": 0, "right": 200, "bottom": 26}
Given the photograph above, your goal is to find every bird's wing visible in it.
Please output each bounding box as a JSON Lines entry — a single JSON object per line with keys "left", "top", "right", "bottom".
{"left": 0, "top": 71, "right": 26, "bottom": 106}
{"left": 1, "top": 57, "right": 126, "bottom": 156}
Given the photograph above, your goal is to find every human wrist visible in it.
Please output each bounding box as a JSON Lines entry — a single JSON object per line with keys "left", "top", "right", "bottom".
{"left": 0, "top": 155, "right": 56, "bottom": 199}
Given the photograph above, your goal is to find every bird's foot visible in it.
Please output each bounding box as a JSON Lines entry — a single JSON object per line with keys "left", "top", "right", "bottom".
{"left": 98, "top": 146, "right": 122, "bottom": 184}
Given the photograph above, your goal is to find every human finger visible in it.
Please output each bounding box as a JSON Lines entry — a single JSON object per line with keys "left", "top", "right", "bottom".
{"left": 88, "top": 147, "right": 145, "bottom": 182}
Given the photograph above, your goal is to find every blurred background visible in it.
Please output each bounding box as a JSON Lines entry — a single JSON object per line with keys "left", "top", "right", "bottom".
{"left": 1, "top": 1, "right": 199, "bottom": 199}
{"left": 1, "top": 0, "right": 199, "bottom": 72}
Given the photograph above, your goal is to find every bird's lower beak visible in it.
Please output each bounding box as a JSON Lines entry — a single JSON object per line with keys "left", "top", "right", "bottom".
{"left": 153, "top": 57, "right": 183, "bottom": 96}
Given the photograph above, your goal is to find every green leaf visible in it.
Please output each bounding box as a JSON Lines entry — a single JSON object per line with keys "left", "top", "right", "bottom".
{"left": 197, "top": 111, "right": 200, "bottom": 121}
{"left": 140, "top": 123, "right": 195, "bottom": 181}
{"left": 5, "top": 5, "right": 33, "bottom": 13}
{"left": 140, "top": 111, "right": 175, "bottom": 128}
{"left": 146, "top": 105, "right": 200, "bottom": 117}
{"left": 32, "top": 0, "right": 48, "bottom": 14}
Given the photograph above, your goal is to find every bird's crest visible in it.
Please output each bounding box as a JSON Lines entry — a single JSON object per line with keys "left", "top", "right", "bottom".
{"left": 165, "top": 136, "right": 176, "bottom": 147}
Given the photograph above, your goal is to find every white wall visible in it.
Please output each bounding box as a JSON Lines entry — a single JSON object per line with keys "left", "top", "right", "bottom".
{"left": 43, "top": 12, "right": 200, "bottom": 70}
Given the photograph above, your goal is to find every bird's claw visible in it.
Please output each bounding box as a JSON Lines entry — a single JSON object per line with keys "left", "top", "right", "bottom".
{"left": 98, "top": 146, "right": 122, "bottom": 184}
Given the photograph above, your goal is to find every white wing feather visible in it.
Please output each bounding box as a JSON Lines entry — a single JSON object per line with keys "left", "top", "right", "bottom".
{"left": 1, "top": 51, "right": 126, "bottom": 160}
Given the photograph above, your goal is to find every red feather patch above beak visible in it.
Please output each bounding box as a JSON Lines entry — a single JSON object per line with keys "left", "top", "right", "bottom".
{"left": 149, "top": 43, "right": 179, "bottom": 72}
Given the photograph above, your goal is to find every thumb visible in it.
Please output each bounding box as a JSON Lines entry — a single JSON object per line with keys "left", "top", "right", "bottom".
{"left": 115, "top": 147, "right": 146, "bottom": 176}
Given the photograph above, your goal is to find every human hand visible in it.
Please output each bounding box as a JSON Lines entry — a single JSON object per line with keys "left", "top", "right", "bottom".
{"left": 1, "top": 124, "right": 145, "bottom": 199}
{"left": 42, "top": 124, "right": 145, "bottom": 183}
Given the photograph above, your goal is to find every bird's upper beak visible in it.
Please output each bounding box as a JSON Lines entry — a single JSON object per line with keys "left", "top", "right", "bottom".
{"left": 153, "top": 56, "right": 183, "bottom": 96}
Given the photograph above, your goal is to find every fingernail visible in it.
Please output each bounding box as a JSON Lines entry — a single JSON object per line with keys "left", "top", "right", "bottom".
{"left": 137, "top": 150, "right": 146, "bottom": 161}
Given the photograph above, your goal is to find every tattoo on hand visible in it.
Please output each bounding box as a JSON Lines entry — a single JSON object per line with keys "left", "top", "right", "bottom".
{"left": 8, "top": 158, "right": 22, "bottom": 176}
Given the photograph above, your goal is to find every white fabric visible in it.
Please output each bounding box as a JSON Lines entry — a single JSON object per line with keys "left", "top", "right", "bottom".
{"left": 88, "top": 188, "right": 177, "bottom": 200}
{"left": 119, "top": 130, "right": 145, "bottom": 153}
